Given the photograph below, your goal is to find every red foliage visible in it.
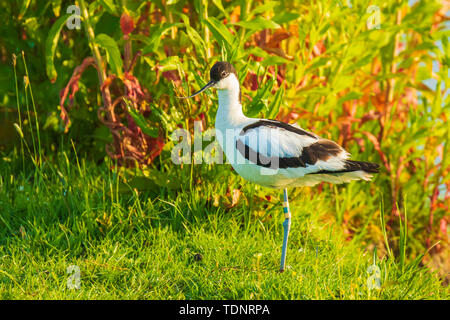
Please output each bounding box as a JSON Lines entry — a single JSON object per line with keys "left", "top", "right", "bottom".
{"left": 120, "top": 12, "right": 134, "bottom": 36}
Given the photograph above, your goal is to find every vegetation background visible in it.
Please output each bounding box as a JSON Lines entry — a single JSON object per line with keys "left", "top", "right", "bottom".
{"left": 0, "top": 0, "right": 448, "bottom": 299}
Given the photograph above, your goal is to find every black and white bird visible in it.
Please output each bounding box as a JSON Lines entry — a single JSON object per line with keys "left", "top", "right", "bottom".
{"left": 182, "top": 61, "right": 379, "bottom": 272}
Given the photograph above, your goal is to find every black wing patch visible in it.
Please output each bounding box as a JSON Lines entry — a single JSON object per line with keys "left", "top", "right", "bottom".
{"left": 235, "top": 139, "right": 344, "bottom": 169}
{"left": 236, "top": 139, "right": 306, "bottom": 169}
{"left": 300, "top": 140, "right": 343, "bottom": 163}
{"left": 240, "top": 120, "right": 317, "bottom": 139}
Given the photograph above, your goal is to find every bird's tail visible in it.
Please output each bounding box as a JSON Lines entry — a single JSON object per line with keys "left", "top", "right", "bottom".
{"left": 306, "top": 160, "right": 380, "bottom": 185}
{"left": 343, "top": 160, "right": 380, "bottom": 174}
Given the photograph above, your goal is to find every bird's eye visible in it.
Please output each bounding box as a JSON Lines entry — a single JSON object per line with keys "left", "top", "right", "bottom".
{"left": 221, "top": 71, "right": 228, "bottom": 77}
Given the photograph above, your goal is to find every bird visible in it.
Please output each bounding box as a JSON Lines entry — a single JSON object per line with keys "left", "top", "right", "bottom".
{"left": 181, "top": 61, "right": 379, "bottom": 272}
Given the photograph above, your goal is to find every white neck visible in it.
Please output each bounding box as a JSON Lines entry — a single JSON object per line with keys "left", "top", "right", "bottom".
{"left": 215, "top": 74, "right": 247, "bottom": 129}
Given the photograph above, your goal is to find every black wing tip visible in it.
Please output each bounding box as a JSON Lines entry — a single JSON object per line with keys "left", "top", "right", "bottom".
{"left": 344, "top": 160, "right": 380, "bottom": 173}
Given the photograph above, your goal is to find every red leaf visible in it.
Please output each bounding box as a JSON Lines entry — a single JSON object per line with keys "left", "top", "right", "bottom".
{"left": 120, "top": 12, "right": 134, "bottom": 36}
{"left": 59, "top": 57, "right": 96, "bottom": 133}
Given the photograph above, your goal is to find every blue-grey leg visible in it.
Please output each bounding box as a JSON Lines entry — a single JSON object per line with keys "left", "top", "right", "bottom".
{"left": 279, "top": 188, "right": 291, "bottom": 272}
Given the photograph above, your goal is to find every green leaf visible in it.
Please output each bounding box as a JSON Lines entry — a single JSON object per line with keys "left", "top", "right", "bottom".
{"left": 417, "top": 65, "right": 432, "bottom": 82}
{"left": 126, "top": 102, "right": 159, "bottom": 138}
{"left": 185, "top": 27, "right": 207, "bottom": 58}
{"left": 97, "top": 0, "right": 118, "bottom": 15}
{"left": 441, "top": 34, "right": 449, "bottom": 52}
{"left": 158, "top": 56, "right": 181, "bottom": 72}
{"left": 260, "top": 55, "right": 290, "bottom": 66}
{"left": 248, "top": 1, "right": 278, "bottom": 18}
{"left": 266, "top": 86, "right": 284, "bottom": 119}
{"left": 307, "top": 57, "right": 329, "bottom": 71}
{"left": 95, "top": 34, "right": 123, "bottom": 77}
{"left": 248, "top": 47, "right": 270, "bottom": 58}
{"left": 246, "top": 77, "right": 274, "bottom": 117}
{"left": 272, "top": 12, "right": 300, "bottom": 24}
{"left": 142, "top": 23, "right": 183, "bottom": 54}
{"left": 203, "top": 17, "right": 235, "bottom": 49}
{"left": 45, "top": 14, "right": 70, "bottom": 82}
{"left": 211, "top": 0, "right": 228, "bottom": 18}
{"left": 344, "top": 53, "right": 376, "bottom": 73}
{"left": 233, "top": 17, "right": 280, "bottom": 31}
{"left": 332, "top": 75, "right": 353, "bottom": 93}
{"left": 338, "top": 91, "right": 363, "bottom": 105}
{"left": 118, "top": 177, "right": 159, "bottom": 194}
{"left": 18, "top": 0, "right": 31, "bottom": 19}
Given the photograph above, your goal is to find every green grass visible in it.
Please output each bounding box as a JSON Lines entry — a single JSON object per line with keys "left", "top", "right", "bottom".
{"left": 0, "top": 149, "right": 448, "bottom": 299}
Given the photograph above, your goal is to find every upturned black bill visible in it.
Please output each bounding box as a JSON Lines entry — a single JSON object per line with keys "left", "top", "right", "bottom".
{"left": 179, "top": 80, "right": 215, "bottom": 99}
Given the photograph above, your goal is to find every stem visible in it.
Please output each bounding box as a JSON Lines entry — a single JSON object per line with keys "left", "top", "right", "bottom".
{"left": 79, "top": 0, "right": 113, "bottom": 119}
{"left": 22, "top": 52, "right": 42, "bottom": 167}
{"left": 203, "top": 0, "right": 211, "bottom": 59}
{"left": 12, "top": 54, "right": 25, "bottom": 171}
{"left": 124, "top": 35, "right": 132, "bottom": 72}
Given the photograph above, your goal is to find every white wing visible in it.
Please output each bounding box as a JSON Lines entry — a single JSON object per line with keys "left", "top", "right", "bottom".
{"left": 236, "top": 119, "right": 350, "bottom": 178}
